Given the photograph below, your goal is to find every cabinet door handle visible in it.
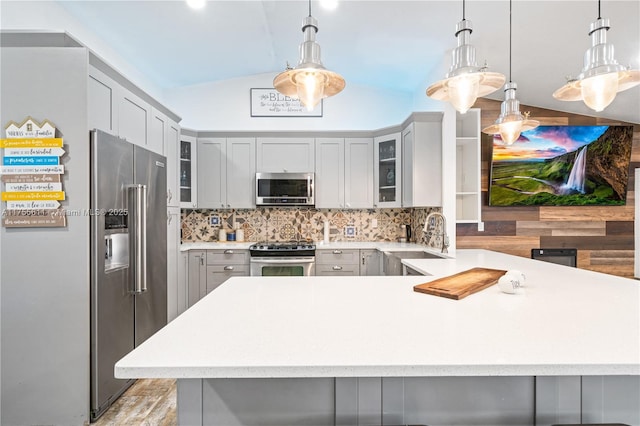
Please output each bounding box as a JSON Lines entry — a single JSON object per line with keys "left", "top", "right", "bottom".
{"left": 200, "top": 256, "right": 204, "bottom": 266}
{"left": 167, "top": 189, "right": 172, "bottom": 203}
{"left": 332, "top": 250, "right": 343, "bottom": 254}
{"left": 332, "top": 265, "right": 343, "bottom": 271}
{"left": 362, "top": 256, "right": 365, "bottom": 265}
{"left": 224, "top": 265, "right": 234, "bottom": 271}
{"left": 224, "top": 249, "right": 234, "bottom": 254}
{"left": 346, "top": 203, "right": 351, "bottom": 208}
{"left": 221, "top": 203, "right": 225, "bottom": 208}
{"left": 167, "top": 214, "right": 172, "bottom": 225}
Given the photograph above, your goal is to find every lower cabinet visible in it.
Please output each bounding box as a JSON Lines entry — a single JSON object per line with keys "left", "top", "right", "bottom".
{"left": 315, "top": 249, "right": 361, "bottom": 276}
{"left": 360, "top": 249, "right": 381, "bottom": 276}
{"left": 206, "top": 249, "right": 250, "bottom": 293}
{"left": 185, "top": 249, "right": 250, "bottom": 310}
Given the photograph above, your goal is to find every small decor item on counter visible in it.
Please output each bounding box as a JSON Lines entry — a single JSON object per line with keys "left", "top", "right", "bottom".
{"left": 235, "top": 228, "right": 244, "bottom": 242}
{"left": 227, "top": 230, "right": 236, "bottom": 241}
{"left": 497, "top": 274, "right": 523, "bottom": 294}
{"left": 219, "top": 228, "right": 227, "bottom": 242}
{"left": 505, "top": 269, "right": 526, "bottom": 286}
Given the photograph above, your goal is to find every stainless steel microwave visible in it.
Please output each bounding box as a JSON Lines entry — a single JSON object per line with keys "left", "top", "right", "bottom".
{"left": 255, "top": 172, "right": 314, "bottom": 206}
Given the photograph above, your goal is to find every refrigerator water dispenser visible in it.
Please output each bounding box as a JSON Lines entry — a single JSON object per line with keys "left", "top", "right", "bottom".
{"left": 104, "top": 232, "right": 129, "bottom": 272}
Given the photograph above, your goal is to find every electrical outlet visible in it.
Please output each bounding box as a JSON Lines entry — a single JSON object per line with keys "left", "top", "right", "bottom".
{"left": 371, "top": 218, "right": 378, "bottom": 228}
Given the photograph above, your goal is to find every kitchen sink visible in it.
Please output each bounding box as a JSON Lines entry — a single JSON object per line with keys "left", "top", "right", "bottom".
{"left": 383, "top": 251, "right": 444, "bottom": 275}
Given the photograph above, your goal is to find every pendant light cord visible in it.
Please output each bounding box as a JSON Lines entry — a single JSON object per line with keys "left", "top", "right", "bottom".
{"left": 462, "top": 0, "right": 466, "bottom": 21}
{"left": 509, "top": 0, "right": 512, "bottom": 82}
{"left": 597, "top": 0, "right": 601, "bottom": 19}
{"left": 308, "top": 0, "right": 312, "bottom": 17}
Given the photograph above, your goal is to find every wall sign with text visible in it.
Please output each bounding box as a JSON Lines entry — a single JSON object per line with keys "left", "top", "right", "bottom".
{"left": 250, "top": 88, "right": 323, "bottom": 117}
{"left": 1, "top": 117, "right": 67, "bottom": 228}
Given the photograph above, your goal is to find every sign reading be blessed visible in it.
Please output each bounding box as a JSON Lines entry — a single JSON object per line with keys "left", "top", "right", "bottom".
{"left": 250, "top": 88, "right": 322, "bottom": 117}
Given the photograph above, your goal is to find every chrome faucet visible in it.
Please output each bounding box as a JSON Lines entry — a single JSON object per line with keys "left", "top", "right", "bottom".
{"left": 423, "top": 211, "right": 449, "bottom": 254}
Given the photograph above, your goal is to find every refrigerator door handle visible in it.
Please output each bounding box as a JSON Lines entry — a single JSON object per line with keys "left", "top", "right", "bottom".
{"left": 128, "top": 184, "right": 148, "bottom": 294}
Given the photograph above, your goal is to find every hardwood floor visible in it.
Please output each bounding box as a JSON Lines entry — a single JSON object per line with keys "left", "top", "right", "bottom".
{"left": 92, "top": 379, "right": 176, "bottom": 426}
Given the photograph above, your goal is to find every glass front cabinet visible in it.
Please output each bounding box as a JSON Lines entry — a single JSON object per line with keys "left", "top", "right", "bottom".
{"left": 373, "top": 132, "right": 402, "bottom": 207}
{"left": 180, "top": 136, "right": 197, "bottom": 208}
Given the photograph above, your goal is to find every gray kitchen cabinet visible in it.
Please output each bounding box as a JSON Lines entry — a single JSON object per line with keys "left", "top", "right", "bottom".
{"left": 118, "top": 87, "right": 151, "bottom": 150}
{"left": 197, "top": 137, "right": 256, "bottom": 209}
{"left": 180, "top": 134, "right": 197, "bottom": 208}
{"left": 206, "top": 249, "right": 250, "bottom": 293}
{"left": 167, "top": 207, "right": 180, "bottom": 322}
{"left": 88, "top": 67, "right": 118, "bottom": 135}
{"left": 257, "top": 137, "right": 314, "bottom": 172}
{"left": 402, "top": 115, "right": 442, "bottom": 207}
{"left": 177, "top": 251, "right": 189, "bottom": 317}
{"left": 345, "top": 138, "right": 373, "bottom": 208}
{"left": 226, "top": 138, "right": 256, "bottom": 208}
{"left": 315, "top": 138, "right": 372, "bottom": 209}
{"left": 360, "top": 249, "right": 381, "bottom": 276}
{"left": 315, "top": 138, "right": 344, "bottom": 208}
{"left": 316, "top": 249, "right": 360, "bottom": 276}
{"left": 373, "top": 132, "right": 402, "bottom": 208}
{"left": 166, "top": 121, "right": 180, "bottom": 208}
{"left": 187, "top": 251, "right": 207, "bottom": 308}
{"left": 197, "top": 138, "right": 225, "bottom": 208}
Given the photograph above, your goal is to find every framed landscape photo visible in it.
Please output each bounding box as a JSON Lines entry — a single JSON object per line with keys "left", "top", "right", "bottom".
{"left": 489, "top": 125, "right": 633, "bottom": 206}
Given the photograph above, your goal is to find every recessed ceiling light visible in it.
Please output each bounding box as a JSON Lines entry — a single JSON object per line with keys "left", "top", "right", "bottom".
{"left": 186, "top": 0, "right": 206, "bottom": 10}
{"left": 320, "top": 0, "right": 338, "bottom": 11}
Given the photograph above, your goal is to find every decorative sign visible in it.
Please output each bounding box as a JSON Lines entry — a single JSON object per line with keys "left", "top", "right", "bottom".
{"left": 1, "top": 117, "right": 67, "bottom": 228}
{"left": 250, "top": 88, "right": 323, "bottom": 117}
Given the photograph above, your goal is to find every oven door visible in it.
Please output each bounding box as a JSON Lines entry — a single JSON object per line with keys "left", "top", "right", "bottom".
{"left": 250, "top": 257, "right": 315, "bottom": 277}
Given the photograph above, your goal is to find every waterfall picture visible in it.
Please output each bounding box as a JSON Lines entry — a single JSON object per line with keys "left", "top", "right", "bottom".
{"left": 489, "top": 125, "right": 633, "bottom": 206}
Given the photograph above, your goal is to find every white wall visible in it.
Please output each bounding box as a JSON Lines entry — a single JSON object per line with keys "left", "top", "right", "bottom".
{"left": 164, "top": 73, "right": 413, "bottom": 131}
{"left": 0, "top": 0, "right": 164, "bottom": 104}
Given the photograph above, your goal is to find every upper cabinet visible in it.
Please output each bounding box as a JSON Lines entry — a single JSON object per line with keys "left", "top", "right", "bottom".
{"left": 344, "top": 138, "right": 373, "bottom": 209}
{"left": 180, "top": 135, "right": 197, "bottom": 208}
{"left": 197, "top": 137, "right": 256, "bottom": 209}
{"left": 402, "top": 115, "right": 442, "bottom": 208}
{"left": 166, "top": 122, "right": 180, "bottom": 207}
{"left": 455, "top": 109, "right": 482, "bottom": 224}
{"left": 373, "top": 132, "right": 402, "bottom": 208}
{"left": 256, "top": 137, "right": 314, "bottom": 172}
{"left": 315, "top": 137, "right": 373, "bottom": 209}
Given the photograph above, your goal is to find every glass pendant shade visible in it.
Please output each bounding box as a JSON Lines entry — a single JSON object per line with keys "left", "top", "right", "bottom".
{"left": 426, "top": 19, "right": 505, "bottom": 113}
{"left": 580, "top": 72, "right": 619, "bottom": 111}
{"left": 274, "top": 15, "right": 345, "bottom": 111}
{"left": 553, "top": 17, "right": 640, "bottom": 111}
{"left": 483, "top": 83, "right": 540, "bottom": 146}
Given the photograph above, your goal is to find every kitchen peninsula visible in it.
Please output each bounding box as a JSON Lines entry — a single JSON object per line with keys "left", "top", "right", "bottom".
{"left": 116, "top": 249, "right": 640, "bottom": 426}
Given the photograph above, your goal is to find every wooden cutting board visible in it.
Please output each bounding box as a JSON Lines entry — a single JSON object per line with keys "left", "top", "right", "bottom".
{"left": 413, "top": 267, "right": 507, "bottom": 300}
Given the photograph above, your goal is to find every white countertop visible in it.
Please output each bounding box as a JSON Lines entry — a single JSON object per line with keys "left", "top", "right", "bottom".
{"left": 116, "top": 249, "right": 640, "bottom": 379}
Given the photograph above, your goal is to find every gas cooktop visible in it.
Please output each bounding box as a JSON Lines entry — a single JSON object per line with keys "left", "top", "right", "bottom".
{"left": 249, "top": 242, "right": 316, "bottom": 256}
{"left": 249, "top": 242, "right": 316, "bottom": 251}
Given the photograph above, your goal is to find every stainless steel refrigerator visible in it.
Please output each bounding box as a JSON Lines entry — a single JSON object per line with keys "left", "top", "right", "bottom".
{"left": 90, "top": 129, "right": 167, "bottom": 421}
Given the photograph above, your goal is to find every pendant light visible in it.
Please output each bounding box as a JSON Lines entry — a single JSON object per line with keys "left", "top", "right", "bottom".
{"left": 426, "top": 0, "right": 505, "bottom": 114}
{"left": 273, "top": 0, "right": 345, "bottom": 111}
{"left": 553, "top": 0, "right": 640, "bottom": 112}
{"left": 482, "top": 0, "right": 539, "bottom": 145}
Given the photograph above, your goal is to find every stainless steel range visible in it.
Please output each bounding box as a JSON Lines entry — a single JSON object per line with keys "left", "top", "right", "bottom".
{"left": 249, "top": 242, "right": 316, "bottom": 276}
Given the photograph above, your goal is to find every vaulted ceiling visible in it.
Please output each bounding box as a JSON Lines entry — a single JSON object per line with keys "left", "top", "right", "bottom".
{"left": 49, "top": 1, "right": 640, "bottom": 123}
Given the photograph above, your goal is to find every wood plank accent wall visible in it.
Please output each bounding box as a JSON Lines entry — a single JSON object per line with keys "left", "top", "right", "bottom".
{"left": 456, "top": 98, "right": 639, "bottom": 278}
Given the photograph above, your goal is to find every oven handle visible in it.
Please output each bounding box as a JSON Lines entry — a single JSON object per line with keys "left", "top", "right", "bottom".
{"left": 250, "top": 257, "right": 315, "bottom": 264}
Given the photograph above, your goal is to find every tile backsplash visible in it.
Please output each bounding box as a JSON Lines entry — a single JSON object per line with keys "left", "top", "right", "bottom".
{"left": 181, "top": 207, "right": 441, "bottom": 245}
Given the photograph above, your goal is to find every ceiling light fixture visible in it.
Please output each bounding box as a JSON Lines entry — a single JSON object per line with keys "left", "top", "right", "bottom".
{"left": 186, "top": 0, "right": 205, "bottom": 10}
{"left": 273, "top": 0, "right": 345, "bottom": 111}
{"left": 426, "top": 0, "right": 505, "bottom": 114}
{"left": 553, "top": 0, "right": 640, "bottom": 112}
{"left": 482, "top": 0, "right": 539, "bottom": 145}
